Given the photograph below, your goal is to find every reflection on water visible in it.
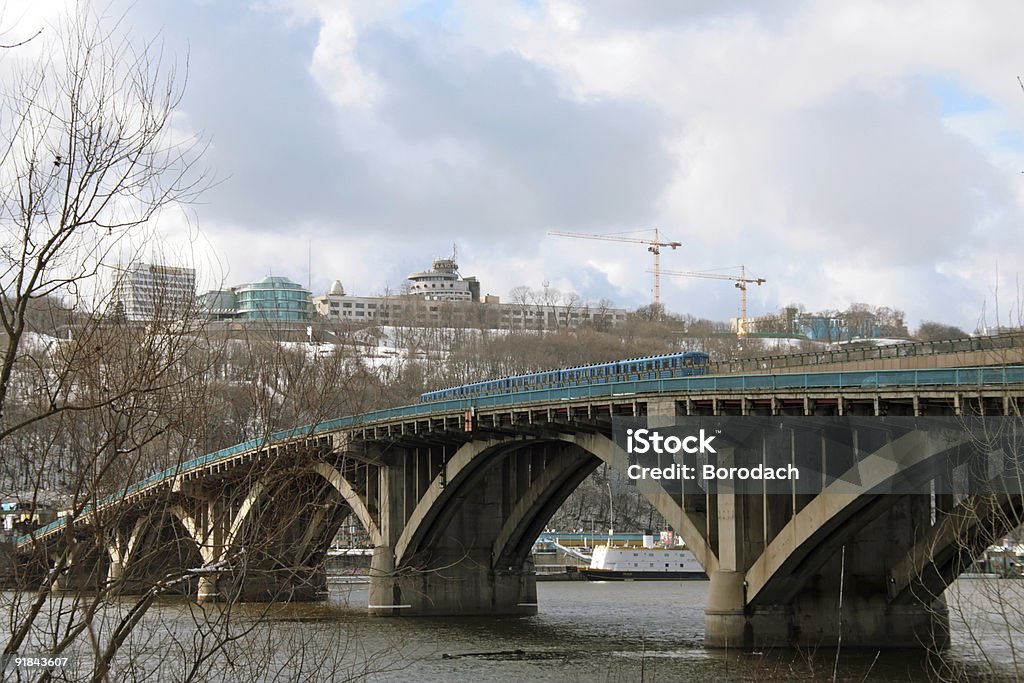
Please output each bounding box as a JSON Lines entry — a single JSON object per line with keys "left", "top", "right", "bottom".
{"left": 236, "top": 579, "right": 1023, "bottom": 682}
{"left": 5, "top": 578, "right": 1023, "bottom": 681}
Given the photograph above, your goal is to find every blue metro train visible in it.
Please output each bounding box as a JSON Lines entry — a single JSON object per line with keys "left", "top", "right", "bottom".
{"left": 419, "top": 351, "right": 711, "bottom": 403}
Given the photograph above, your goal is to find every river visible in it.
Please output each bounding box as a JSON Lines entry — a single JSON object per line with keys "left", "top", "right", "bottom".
{"left": 5, "top": 578, "right": 1023, "bottom": 681}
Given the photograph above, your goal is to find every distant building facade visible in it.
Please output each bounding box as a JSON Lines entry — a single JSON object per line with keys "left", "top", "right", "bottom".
{"left": 199, "top": 276, "right": 312, "bottom": 322}
{"left": 109, "top": 263, "right": 196, "bottom": 322}
{"left": 313, "top": 256, "right": 628, "bottom": 331}
{"left": 201, "top": 256, "right": 628, "bottom": 331}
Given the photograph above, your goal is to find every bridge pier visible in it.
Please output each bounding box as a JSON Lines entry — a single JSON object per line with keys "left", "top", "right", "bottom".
{"left": 196, "top": 567, "right": 328, "bottom": 603}
{"left": 197, "top": 574, "right": 220, "bottom": 602}
{"left": 369, "top": 519, "right": 539, "bottom": 617}
{"left": 241, "top": 567, "right": 328, "bottom": 602}
{"left": 368, "top": 441, "right": 542, "bottom": 617}
{"left": 367, "top": 547, "right": 396, "bottom": 615}
{"left": 53, "top": 559, "right": 107, "bottom": 593}
{"left": 705, "top": 484, "right": 952, "bottom": 649}
{"left": 369, "top": 538, "right": 537, "bottom": 616}
{"left": 370, "top": 560, "right": 537, "bottom": 617}
{"left": 705, "top": 570, "right": 949, "bottom": 649}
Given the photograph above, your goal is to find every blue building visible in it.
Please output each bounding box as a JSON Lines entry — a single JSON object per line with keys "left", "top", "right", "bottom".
{"left": 199, "top": 276, "right": 312, "bottom": 322}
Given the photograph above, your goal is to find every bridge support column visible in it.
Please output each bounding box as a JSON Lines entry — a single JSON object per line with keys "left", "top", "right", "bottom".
{"left": 370, "top": 547, "right": 537, "bottom": 616}
{"left": 707, "top": 493, "right": 951, "bottom": 649}
{"left": 704, "top": 570, "right": 751, "bottom": 648}
{"left": 53, "top": 562, "right": 107, "bottom": 593}
{"left": 368, "top": 547, "right": 399, "bottom": 615}
{"left": 386, "top": 561, "right": 537, "bottom": 617}
{"left": 197, "top": 574, "right": 220, "bottom": 602}
{"left": 53, "top": 544, "right": 107, "bottom": 593}
{"left": 368, "top": 452, "right": 404, "bottom": 616}
{"left": 106, "top": 558, "right": 124, "bottom": 585}
{"left": 369, "top": 444, "right": 538, "bottom": 617}
{"left": 196, "top": 497, "right": 228, "bottom": 603}
{"left": 707, "top": 578, "right": 948, "bottom": 649}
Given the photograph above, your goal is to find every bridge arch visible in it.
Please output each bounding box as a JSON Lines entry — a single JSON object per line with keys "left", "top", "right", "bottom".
{"left": 745, "top": 429, "right": 970, "bottom": 606}
{"left": 102, "top": 508, "right": 204, "bottom": 594}
{"left": 889, "top": 491, "right": 1024, "bottom": 605}
{"left": 309, "top": 462, "right": 380, "bottom": 545}
{"left": 390, "top": 431, "right": 718, "bottom": 578}
{"left": 395, "top": 438, "right": 541, "bottom": 565}
{"left": 490, "top": 446, "right": 600, "bottom": 571}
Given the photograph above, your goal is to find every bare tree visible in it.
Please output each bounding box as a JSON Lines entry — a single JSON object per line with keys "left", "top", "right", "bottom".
{"left": 0, "top": 9, "right": 206, "bottom": 417}
{"left": 916, "top": 321, "right": 969, "bottom": 341}
{"left": 0, "top": 7, "right": 256, "bottom": 680}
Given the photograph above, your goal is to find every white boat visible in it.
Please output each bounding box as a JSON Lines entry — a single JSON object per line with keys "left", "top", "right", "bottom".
{"left": 581, "top": 544, "right": 707, "bottom": 581}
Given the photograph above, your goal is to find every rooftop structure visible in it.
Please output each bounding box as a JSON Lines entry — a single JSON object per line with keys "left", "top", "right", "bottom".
{"left": 406, "top": 257, "right": 479, "bottom": 302}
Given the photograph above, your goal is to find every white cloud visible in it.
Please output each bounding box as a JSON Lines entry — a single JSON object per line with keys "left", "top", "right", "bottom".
{"left": 56, "top": 0, "right": 1024, "bottom": 330}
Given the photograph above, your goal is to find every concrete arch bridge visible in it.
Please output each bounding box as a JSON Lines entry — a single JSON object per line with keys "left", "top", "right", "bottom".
{"left": 17, "top": 365, "right": 1024, "bottom": 649}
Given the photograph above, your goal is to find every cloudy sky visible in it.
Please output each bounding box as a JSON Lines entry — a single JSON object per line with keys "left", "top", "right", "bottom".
{"left": 10, "top": 1, "right": 1024, "bottom": 330}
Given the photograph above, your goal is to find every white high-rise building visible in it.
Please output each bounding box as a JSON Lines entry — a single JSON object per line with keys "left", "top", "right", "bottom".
{"left": 110, "top": 263, "right": 196, "bottom": 322}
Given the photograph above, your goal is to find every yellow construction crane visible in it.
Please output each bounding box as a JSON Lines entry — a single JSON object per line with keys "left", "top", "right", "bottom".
{"left": 657, "top": 266, "right": 766, "bottom": 336}
{"left": 548, "top": 229, "right": 682, "bottom": 313}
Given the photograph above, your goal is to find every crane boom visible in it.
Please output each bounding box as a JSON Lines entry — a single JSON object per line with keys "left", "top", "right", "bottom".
{"left": 549, "top": 229, "right": 682, "bottom": 315}
{"left": 657, "top": 266, "right": 766, "bottom": 336}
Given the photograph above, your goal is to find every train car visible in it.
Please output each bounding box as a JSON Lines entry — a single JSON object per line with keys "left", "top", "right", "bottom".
{"left": 420, "top": 351, "right": 710, "bottom": 403}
